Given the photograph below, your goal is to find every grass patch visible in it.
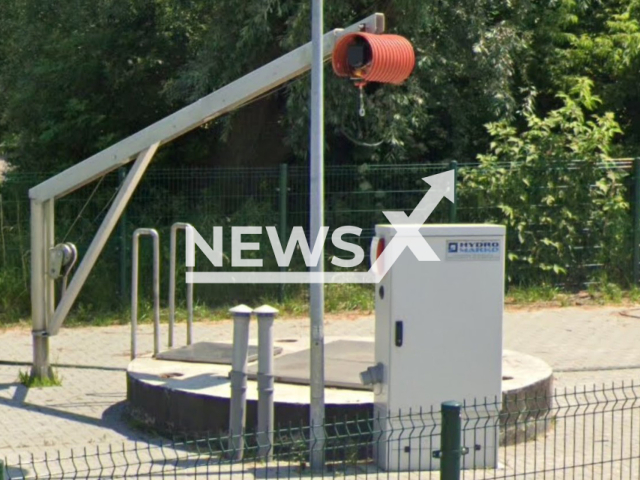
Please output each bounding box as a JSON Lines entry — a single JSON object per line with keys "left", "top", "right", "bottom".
{"left": 18, "top": 369, "right": 63, "bottom": 388}
{"left": 273, "top": 284, "right": 374, "bottom": 316}
{"left": 59, "top": 283, "right": 375, "bottom": 328}
{"left": 6, "top": 282, "right": 640, "bottom": 330}
{"left": 506, "top": 283, "right": 640, "bottom": 308}
{"left": 506, "top": 285, "right": 562, "bottom": 304}
{"left": 588, "top": 282, "right": 625, "bottom": 304}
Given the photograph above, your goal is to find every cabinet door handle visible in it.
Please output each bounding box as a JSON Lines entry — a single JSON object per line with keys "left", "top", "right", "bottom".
{"left": 395, "top": 320, "right": 403, "bottom": 347}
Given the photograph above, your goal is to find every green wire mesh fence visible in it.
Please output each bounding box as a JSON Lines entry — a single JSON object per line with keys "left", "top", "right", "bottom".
{"left": 0, "top": 159, "right": 637, "bottom": 315}
{"left": 2, "top": 383, "right": 640, "bottom": 479}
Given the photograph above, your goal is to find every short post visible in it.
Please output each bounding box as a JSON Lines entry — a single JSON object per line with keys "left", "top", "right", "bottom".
{"left": 440, "top": 401, "right": 463, "bottom": 480}
{"left": 0, "top": 459, "right": 5, "bottom": 480}
{"left": 278, "top": 164, "right": 288, "bottom": 303}
{"left": 228, "top": 304, "right": 252, "bottom": 461}
{"left": 634, "top": 158, "right": 640, "bottom": 285}
{"left": 255, "top": 304, "right": 278, "bottom": 459}
{"left": 449, "top": 160, "right": 458, "bottom": 223}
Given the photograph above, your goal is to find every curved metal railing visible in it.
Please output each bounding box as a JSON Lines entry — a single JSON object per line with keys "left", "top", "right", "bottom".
{"left": 131, "top": 228, "right": 160, "bottom": 360}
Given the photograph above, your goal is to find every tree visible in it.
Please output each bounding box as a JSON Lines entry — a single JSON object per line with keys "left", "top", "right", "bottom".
{"left": 462, "top": 83, "right": 629, "bottom": 286}
{"left": 0, "top": 0, "right": 533, "bottom": 173}
{"left": 0, "top": 1, "right": 196, "bottom": 172}
{"left": 167, "top": 0, "right": 531, "bottom": 164}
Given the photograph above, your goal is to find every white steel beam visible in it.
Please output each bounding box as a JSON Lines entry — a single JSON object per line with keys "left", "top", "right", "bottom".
{"left": 47, "top": 144, "right": 160, "bottom": 336}
{"left": 28, "top": 13, "right": 384, "bottom": 202}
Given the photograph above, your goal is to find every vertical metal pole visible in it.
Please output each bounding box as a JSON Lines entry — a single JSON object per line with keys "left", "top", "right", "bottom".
{"left": 449, "top": 160, "right": 458, "bottom": 223}
{"left": 634, "top": 158, "right": 640, "bottom": 285}
{"left": 30, "top": 200, "right": 51, "bottom": 379}
{"left": 228, "top": 305, "right": 252, "bottom": 461}
{"left": 151, "top": 230, "right": 160, "bottom": 356}
{"left": 186, "top": 263, "right": 194, "bottom": 345}
{"left": 169, "top": 223, "right": 194, "bottom": 348}
{"left": 278, "top": 164, "right": 288, "bottom": 303}
{"left": 255, "top": 305, "right": 277, "bottom": 459}
{"left": 44, "top": 200, "right": 56, "bottom": 324}
{"left": 440, "top": 401, "right": 463, "bottom": 480}
{"left": 0, "top": 194, "right": 5, "bottom": 268}
{"left": 118, "top": 167, "right": 127, "bottom": 305}
{"left": 131, "top": 231, "right": 139, "bottom": 360}
{"left": 310, "top": 0, "right": 326, "bottom": 470}
{"left": 169, "top": 226, "right": 177, "bottom": 348}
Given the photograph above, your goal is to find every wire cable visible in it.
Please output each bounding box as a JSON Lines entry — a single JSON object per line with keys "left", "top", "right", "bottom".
{"left": 62, "top": 175, "right": 106, "bottom": 242}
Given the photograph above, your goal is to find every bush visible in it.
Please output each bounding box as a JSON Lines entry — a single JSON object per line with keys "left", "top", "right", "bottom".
{"left": 461, "top": 83, "right": 630, "bottom": 287}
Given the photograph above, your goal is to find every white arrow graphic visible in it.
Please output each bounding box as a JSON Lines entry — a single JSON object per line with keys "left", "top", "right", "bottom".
{"left": 369, "top": 169, "right": 456, "bottom": 281}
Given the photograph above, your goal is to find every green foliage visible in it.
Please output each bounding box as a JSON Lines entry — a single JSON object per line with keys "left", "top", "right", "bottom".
{"left": 3, "top": 0, "right": 640, "bottom": 322}
{"left": 506, "top": 285, "right": 565, "bottom": 305}
{"left": 4, "top": 0, "right": 640, "bottom": 168}
{"left": 0, "top": 0, "right": 536, "bottom": 172}
{"left": 462, "top": 85, "right": 630, "bottom": 286}
{"left": 521, "top": 0, "right": 640, "bottom": 155}
{"left": 0, "top": 0, "right": 197, "bottom": 171}
{"left": 278, "top": 0, "right": 529, "bottom": 163}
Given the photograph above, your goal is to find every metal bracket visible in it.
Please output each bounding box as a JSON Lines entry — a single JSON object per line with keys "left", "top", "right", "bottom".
{"left": 359, "top": 362, "right": 384, "bottom": 386}
{"left": 432, "top": 445, "right": 478, "bottom": 459}
{"left": 32, "top": 330, "right": 50, "bottom": 338}
{"left": 48, "top": 243, "right": 77, "bottom": 280}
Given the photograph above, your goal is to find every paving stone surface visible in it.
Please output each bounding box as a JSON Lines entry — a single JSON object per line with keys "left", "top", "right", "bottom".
{"left": 1, "top": 306, "right": 640, "bottom": 478}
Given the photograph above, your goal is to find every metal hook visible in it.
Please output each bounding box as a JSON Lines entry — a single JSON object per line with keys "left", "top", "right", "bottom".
{"left": 358, "top": 87, "right": 366, "bottom": 117}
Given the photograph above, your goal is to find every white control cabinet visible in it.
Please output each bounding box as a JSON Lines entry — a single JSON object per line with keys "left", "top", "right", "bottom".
{"left": 372, "top": 224, "right": 505, "bottom": 471}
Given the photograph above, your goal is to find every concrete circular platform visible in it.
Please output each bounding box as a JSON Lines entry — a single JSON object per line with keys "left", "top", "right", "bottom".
{"left": 127, "top": 339, "right": 553, "bottom": 442}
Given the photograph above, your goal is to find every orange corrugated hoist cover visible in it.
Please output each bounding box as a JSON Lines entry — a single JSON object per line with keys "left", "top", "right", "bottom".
{"left": 332, "top": 32, "right": 415, "bottom": 86}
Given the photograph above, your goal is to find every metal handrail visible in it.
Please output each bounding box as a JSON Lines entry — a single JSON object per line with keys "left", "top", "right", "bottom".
{"left": 169, "top": 222, "right": 194, "bottom": 348}
{"left": 131, "top": 228, "right": 160, "bottom": 360}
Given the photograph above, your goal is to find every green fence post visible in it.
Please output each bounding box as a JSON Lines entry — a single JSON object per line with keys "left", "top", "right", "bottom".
{"left": 0, "top": 459, "right": 5, "bottom": 480}
{"left": 278, "top": 164, "right": 288, "bottom": 303}
{"left": 449, "top": 160, "right": 458, "bottom": 223}
{"left": 634, "top": 159, "right": 640, "bottom": 285}
{"left": 440, "top": 401, "right": 462, "bottom": 480}
{"left": 118, "top": 167, "right": 128, "bottom": 305}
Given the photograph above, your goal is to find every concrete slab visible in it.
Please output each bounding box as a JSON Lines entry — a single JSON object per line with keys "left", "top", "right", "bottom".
{"left": 1, "top": 306, "right": 638, "bottom": 477}
{"left": 248, "top": 340, "right": 373, "bottom": 390}
{"left": 128, "top": 337, "right": 553, "bottom": 436}
{"left": 155, "top": 341, "right": 282, "bottom": 365}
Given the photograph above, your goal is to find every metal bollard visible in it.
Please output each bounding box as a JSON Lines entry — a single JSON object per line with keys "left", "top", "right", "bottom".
{"left": 439, "top": 401, "right": 463, "bottom": 480}
{"left": 169, "top": 222, "right": 194, "bottom": 348}
{"left": 131, "top": 228, "right": 160, "bottom": 360}
{"left": 227, "top": 304, "right": 253, "bottom": 461}
{"left": 255, "top": 304, "right": 278, "bottom": 458}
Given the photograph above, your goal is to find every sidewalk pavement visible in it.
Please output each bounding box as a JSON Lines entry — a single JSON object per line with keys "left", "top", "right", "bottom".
{"left": 1, "top": 306, "right": 640, "bottom": 457}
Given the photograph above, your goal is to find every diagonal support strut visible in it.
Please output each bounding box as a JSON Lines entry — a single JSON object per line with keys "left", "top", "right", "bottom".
{"left": 47, "top": 143, "right": 160, "bottom": 336}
